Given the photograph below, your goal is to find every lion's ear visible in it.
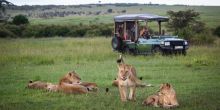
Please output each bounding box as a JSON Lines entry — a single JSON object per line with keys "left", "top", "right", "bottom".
{"left": 29, "top": 80, "right": 33, "bottom": 83}
{"left": 68, "top": 72, "right": 72, "bottom": 76}
{"left": 166, "top": 83, "right": 171, "bottom": 88}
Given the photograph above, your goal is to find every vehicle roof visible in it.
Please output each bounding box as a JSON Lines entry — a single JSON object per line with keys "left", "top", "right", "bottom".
{"left": 114, "top": 13, "right": 169, "bottom": 22}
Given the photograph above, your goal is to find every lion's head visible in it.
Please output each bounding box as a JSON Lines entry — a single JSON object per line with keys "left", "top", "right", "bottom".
{"left": 118, "top": 64, "right": 131, "bottom": 81}
{"left": 159, "top": 83, "right": 173, "bottom": 95}
{"left": 60, "top": 71, "right": 81, "bottom": 84}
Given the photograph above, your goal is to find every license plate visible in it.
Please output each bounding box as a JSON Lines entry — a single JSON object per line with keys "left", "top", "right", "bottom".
{"left": 175, "top": 46, "right": 183, "bottom": 49}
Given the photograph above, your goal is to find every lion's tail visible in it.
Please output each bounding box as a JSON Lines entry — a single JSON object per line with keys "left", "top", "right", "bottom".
{"left": 135, "top": 79, "right": 153, "bottom": 87}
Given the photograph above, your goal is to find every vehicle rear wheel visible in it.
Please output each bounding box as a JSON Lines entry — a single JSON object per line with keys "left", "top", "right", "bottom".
{"left": 111, "top": 37, "right": 123, "bottom": 51}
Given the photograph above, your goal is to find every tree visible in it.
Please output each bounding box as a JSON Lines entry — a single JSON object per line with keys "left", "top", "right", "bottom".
{"left": 213, "top": 26, "right": 220, "bottom": 37}
{"left": 107, "top": 8, "right": 113, "bottom": 13}
{"left": 12, "top": 14, "right": 29, "bottom": 25}
{"left": 167, "top": 10, "right": 206, "bottom": 38}
{"left": 167, "top": 10, "right": 199, "bottom": 31}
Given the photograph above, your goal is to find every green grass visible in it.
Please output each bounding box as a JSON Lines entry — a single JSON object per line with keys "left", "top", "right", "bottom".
{"left": 25, "top": 5, "right": 220, "bottom": 28}
{"left": 0, "top": 37, "right": 220, "bottom": 110}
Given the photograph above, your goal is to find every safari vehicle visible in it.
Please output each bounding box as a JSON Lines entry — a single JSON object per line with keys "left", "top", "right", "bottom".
{"left": 111, "top": 14, "right": 189, "bottom": 55}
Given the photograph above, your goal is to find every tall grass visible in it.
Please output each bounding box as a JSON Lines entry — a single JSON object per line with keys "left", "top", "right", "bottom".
{"left": 0, "top": 37, "right": 219, "bottom": 110}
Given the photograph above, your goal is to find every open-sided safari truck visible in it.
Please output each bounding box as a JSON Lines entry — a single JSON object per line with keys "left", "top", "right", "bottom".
{"left": 111, "top": 14, "right": 189, "bottom": 55}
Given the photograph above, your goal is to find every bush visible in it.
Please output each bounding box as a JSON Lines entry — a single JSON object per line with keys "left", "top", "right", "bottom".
{"left": 213, "top": 26, "right": 220, "bottom": 37}
{"left": 12, "top": 14, "right": 29, "bottom": 25}
{"left": 3, "top": 23, "right": 113, "bottom": 38}
{"left": 0, "top": 27, "right": 16, "bottom": 38}
{"left": 4, "top": 24, "right": 26, "bottom": 37}
{"left": 191, "top": 29, "right": 215, "bottom": 45}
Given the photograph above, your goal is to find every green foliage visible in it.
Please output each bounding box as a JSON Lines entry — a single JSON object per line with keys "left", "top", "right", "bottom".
{"left": 0, "top": 26, "right": 16, "bottom": 38}
{"left": 213, "top": 26, "right": 220, "bottom": 37}
{"left": 167, "top": 10, "right": 214, "bottom": 44}
{"left": 12, "top": 14, "right": 29, "bottom": 25}
{"left": 0, "top": 23, "right": 26, "bottom": 38}
{"left": 191, "top": 29, "right": 215, "bottom": 45}
{"left": 22, "top": 24, "right": 113, "bottom": 38}
{"left": 167, "top": 9, "right": 200, "bottom": 31}
{"left": 107, "top": 8, "right": 113, "bottom": 13}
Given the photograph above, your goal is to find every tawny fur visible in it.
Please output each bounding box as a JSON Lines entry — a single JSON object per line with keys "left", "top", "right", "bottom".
{"left": 27, "top": 81, "right": 49, "bottom": 90}
{"left": 27, "top": 71, "right": 98, "bottom": 94}
{"left": 58, "top": 71, "right": 89, "bottom": 94}
{"left": 113, "top": 55, "right": 150, "bottom": 88}
{"left": 59, "top": 71, "right": 81, "bottom": 85}
{"left": 117, "top": 63, "right": 139, "bottom": 101}
{"left": 46, "top": 83, "right": 59, "bottom": 92}
{"left": 115, "top": 55, "right": 151, "bottom": 101}
{"left": 142, "top": 83, "right": 179, "bottom": 109}
{"left": 79, "top": 82, "right": 98, "bottom": 92}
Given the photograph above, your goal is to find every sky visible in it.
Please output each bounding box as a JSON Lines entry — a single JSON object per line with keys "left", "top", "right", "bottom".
{"left": 8, "top": 0, "right": 220, "bottom": 6}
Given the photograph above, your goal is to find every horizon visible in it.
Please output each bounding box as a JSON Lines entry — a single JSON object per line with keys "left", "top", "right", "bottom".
{"left": 8, "top": 0, "right": 220, "bottom": 6}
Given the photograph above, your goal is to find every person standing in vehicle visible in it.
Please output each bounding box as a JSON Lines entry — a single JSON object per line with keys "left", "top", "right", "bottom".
{"left": 140, "top": 27, "right": 150, "bottom": 39}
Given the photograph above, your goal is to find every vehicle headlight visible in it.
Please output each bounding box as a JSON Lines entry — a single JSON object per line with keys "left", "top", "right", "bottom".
{"left": 184, "top": 41, "right": 188, "bottom": 45}
{"left": 164, "top": 42, "right": 170, "bottom": 46}
{"left": 160, "top": 41, "right": 164, "bottom": 45}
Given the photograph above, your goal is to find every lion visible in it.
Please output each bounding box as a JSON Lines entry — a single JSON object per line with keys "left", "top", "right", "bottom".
{"left": 26, "top": 80, "right": 49, "bottom": 90}
{"left": 112, "top": 55, "right": 151, "bottom": 88}
{"left": 58, "top": 71, "right": 89, "bottom": 94}
{"left": 59, "top": 71, "right": 81, "bottom": 85}
{"left": 46, "top": 83, "right": 59, "bottom": 92}
{"left": 115, "top": 55, "right": 148, "bottom": 102}
{"left": 79, "top": 82, "right": 98, "bottom": 92}
{"left": 117, "top": 63, "right": 138, "bottom": 101}
{"left": 142, "top": 83, "right": 179, "bottom": 109}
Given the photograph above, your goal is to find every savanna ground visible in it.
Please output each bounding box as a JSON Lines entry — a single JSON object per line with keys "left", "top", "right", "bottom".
{"left": 0, "top": 37, "right": 220, "bottom": 110}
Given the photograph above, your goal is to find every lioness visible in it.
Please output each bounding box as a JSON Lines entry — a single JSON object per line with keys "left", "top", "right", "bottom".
{"left": 27, "top": 80, "right": 49, "bottom": 90}
{"left": 113, "top": 55, "right": 150, "bottom": 87}
{"left": 115, "top": 55, "right": 146, "bottom": 102}
{"left": 79, "top": 82, "right": 98, "bottom": 92}
{"left": 59, "top": 71, "right": 81, "bottom": 85}
{"left": 46, "top": 83, "right": 59, "bottom": 92}
{"left": 142, "top": 83, "right": 179, "bottom": 108}
{"left": 58, "top": 71, "right": 89, "bottom": 94}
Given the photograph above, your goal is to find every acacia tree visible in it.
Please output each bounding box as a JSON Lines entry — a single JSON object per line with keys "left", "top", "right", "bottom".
{"left": 167, "top": 10, "right": 205, "bottom": 37}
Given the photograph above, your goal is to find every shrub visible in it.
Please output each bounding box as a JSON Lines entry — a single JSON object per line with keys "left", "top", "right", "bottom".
{"left": 191, "top": 29, "right": 215, "bottom": 45}
{"left": 0, "top": 27, "right": 16, "bottom": 38}
{"left": 107, "top": 9, "right": 113, "bottom": 13}
{"left": 12, "top": 14, "right": 29, "bottom": 25}
{"left": 4, "top": 24, "right": 26, "bottom": 37}
{"left": 213, "top": 26, "right": 220, "bottom": 37}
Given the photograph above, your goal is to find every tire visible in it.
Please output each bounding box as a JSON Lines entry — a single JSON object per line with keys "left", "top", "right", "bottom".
{"left": 111, "top": 37, "right": 123, "bottom": 51}
{"left": 182, "top": 50, "right": 187, "bottom": 56}
{"left": 152, "top": 46, "right": 163, "bottom": 55}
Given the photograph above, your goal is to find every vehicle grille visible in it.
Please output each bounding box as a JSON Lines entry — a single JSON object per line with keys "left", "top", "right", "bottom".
{"left": 170, "top": 41, "right": 184, "bottom": 46}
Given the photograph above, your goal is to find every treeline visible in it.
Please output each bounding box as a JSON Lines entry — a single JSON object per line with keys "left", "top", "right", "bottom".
{"left": 0, "top": 23, "right": 113, "bottom": 38}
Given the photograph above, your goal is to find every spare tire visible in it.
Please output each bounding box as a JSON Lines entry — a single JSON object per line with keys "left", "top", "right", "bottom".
{"left": 111, "top": 37, "right": 123, "bottom": 51}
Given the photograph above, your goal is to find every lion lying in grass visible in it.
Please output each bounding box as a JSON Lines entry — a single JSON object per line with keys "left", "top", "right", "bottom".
{"left": 27, "top": 71, "right": 98, "bottom": 94}
{"left": 142, "top": 83, "right": 179, "bottom": 108}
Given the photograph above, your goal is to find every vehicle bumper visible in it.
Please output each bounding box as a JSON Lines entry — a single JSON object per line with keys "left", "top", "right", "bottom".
{"left": 160, "top": 45, "right": 189, "bottom": 51}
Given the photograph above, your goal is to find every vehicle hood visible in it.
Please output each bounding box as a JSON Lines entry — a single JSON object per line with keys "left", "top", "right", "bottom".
{"left": 162, "top": 37, "right": 185, "bottom": 41}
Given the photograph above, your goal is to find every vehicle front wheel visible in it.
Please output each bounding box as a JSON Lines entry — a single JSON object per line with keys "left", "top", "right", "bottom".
{"left": 182, "top": 50, "right": 187, "bottom": 56}
{"left": 152, "top": 46, "right": 163, "bottom": 55}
